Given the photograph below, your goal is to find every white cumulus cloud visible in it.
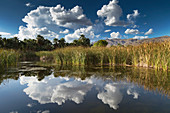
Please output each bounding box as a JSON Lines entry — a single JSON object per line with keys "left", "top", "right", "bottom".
{"left": 14, "top": 26, "right": 58, "bottom": 40}
{"left": 20, "top": 72, "right": 140, "bottom": 110}
{"left": 0, "top": 32, "right": 11, "bottom": 36}
{"left": 125, "top": 29, "right": 140, "bottom": 35}
{"left": 20, "top": 75, "right": 93, "bottom": 105}
{"left": 133, "top": 36, "right": 148, "bottom": 39}
{"left": 97, "top": 83, "right": 123, "bottom": 110}
{"left": 97, "top": 0, "right": 127, "bottom": 26}
{"left": 50, "top": 5, "right": 92, "bottom": 28}
{"left": 51, "top": 82, "right": 92, "bottom": 105}
{"left": 16, "top": 4, "right": 92, "bottom": 40}
{"left": 59, "top": 29, "right": 69, "bottom": 34}
{"left": 64, "top": 26, "right": 95, "bottom": 42}
{"left": 110, "top": 32, "right": 121, "bottom": 39}
{"left": 22, "top": 6, "right": 53, "bottom": 28}
{"left": 127, "top": 10, "right": 140, "bottom": 21}
{"left": 145, "top": 28, "right": 153, "bottom": 35}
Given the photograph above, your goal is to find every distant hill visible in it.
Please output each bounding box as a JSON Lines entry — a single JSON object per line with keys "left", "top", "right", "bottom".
{"left": 105, "top": 36, "right": 170, "bottom": 47}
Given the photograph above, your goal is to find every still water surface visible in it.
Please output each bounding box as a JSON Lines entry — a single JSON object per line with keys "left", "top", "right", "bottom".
{"left": 0, "top": 62, "right": 169, "bottom": 113}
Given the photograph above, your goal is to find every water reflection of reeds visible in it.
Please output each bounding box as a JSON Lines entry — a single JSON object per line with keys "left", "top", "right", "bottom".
{"left": 0, "top": 63, "right": 169, "bottom": 98}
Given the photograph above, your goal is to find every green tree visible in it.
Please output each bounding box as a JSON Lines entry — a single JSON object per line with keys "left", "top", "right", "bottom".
{"left": 12, "top": 37, "right": 20, "bottom": 49}
{"left": 73, "top": 39, "right": 79, "bottom": 46}
{"left": 93, "top": 40, "right": 108, "bottom": 47}
{"left": 36, "top": 35, "right": 45, "bottom": 50}
{"left": 3, "top": 37, "right": 19, "bottom": 49}
{"left": 0, "top": 35, "right": 3, "bottom": 48}
{"left": 53, "top": 38, "right": 59, "bottom": 49}
{"left": 77, "top": 34, "right": 90, "bottom": 47}
{"left": 58, "top": 38, "right": 66, "bottom": 48}
{"left": 24, "top": 39, "right": 38, "bottom": 51}
{"left": 2, "top": 38, "right": 7, "bottom": 48}
{"left": 36, "top": 35, "right": 53, "bottom": 51}
{"left": 43, "top": 39, "right": 53, "bottom": 51}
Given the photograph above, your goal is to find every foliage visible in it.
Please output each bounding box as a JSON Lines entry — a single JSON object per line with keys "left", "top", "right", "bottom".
{"left": 0, "top": 49, "right": 20, "bottom": 68}
{"left": 37, "top": 42, "right": 170, "bottom": 71}
{"left": 93, "top": 40, "right": 108, "bottom": 47}
{"left": 70, "top": 35, "right": 90, "bottom": 47}
{"left": 0, "top": 34, "right": 169, "bottom": 71}
{"left": 1, "top": 64, "right": 169, "bottom": 96}
{"left": 0, "top": 34, "right": 91, "bottom": 51}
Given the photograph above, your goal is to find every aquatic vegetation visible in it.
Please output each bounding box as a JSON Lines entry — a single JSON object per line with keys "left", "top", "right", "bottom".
{"left": 0, "top": 42, "right": 169, "bottom": 71}
{"left": 1, "top": 63, "right": 169, "bottom": 97}
{"left": 0, "top": 49, "right": 39, "bottom": 70}
{"left": 0, "top": 49, "right": 20, "bottom": 68}
{"left": 37, "top": 42, "right": 170, "bottom": 71}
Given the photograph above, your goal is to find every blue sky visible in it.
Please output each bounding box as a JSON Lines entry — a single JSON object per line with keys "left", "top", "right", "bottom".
{"left": 0, "top": 0, "right": 170, "bottom": 42}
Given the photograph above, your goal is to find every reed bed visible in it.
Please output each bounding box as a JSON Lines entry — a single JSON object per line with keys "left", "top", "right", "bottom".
{"left": 37, "top": 42, "right": 170, "bottom": 71}
{"left": 0, "top": 49, "right": 38, "bottom": 69}
{"left": 0, "top": 49, "right": 20, "bottom": 68}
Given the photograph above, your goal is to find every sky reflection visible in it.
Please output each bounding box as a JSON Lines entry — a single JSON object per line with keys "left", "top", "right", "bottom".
{"left": 20, "top": 73, "right": 139, "bottom": 110}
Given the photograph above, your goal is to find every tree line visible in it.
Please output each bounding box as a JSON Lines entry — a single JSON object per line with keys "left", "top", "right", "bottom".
{"left": 0, "top": 34, "right": 92, "bottom": 51}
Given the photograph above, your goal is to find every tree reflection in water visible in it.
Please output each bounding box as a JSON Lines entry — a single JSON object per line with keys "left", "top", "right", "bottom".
{"left": 0, "top": 62, "right": 169, "bottom": 110}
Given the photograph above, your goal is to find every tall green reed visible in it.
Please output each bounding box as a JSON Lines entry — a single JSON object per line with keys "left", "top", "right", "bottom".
{"left": 36, "top": 42, "right": 170, "bottom": 71}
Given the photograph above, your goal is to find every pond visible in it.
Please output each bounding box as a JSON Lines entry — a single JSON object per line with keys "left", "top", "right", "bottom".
{"left": 0, "top": 62, "right": 169, "bottom": 113}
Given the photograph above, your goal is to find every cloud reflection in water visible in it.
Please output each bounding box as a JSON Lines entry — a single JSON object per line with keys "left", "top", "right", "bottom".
{"left": 20, "top": 74, "right": 139, "bottom": 110}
